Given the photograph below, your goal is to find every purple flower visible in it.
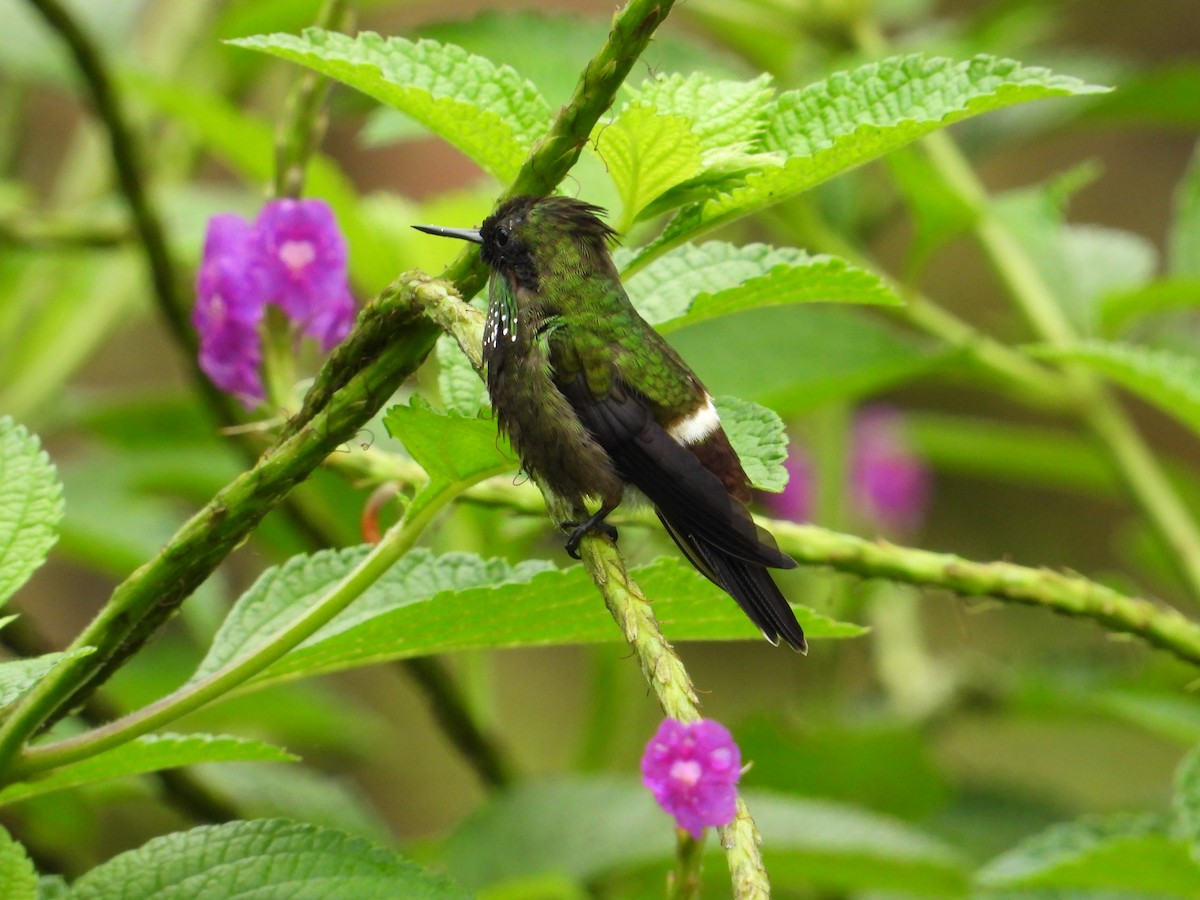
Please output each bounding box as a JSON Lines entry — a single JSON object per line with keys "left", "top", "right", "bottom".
{"left": 764, "top": 406, "right": 930, "bottom": 536}
{"left": 193, "top": 214, "right": 267, "bottom": 406}
{"left": 641, "top": 718, "right": 741, "bottom": 840}
{"left": 763, "top": 444, "right": 812, "bottom": 523}
{"left": 193, "top": 199, "right": 356, "bottom": 408}
{"left": 255, "top": 199, "right": 354, "bottom": 349}
{"left": 851, "top": 405, "right": 930, "bottom": 535}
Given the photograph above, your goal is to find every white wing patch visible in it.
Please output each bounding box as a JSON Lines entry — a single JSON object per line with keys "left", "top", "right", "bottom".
{"left": 668, "top": 394, "right": 720, "bottom": 445}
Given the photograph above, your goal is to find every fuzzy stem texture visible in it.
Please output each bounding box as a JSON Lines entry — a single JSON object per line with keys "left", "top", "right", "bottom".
{"left": 421, "top": 256, "right": 775, "bottom": 896}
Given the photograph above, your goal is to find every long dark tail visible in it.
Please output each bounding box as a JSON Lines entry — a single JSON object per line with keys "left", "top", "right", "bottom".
{"left": 659, "top": 513, "right": 808, "bottom": 653}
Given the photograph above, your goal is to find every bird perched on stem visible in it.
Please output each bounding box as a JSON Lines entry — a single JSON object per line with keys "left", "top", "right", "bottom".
{"left": 414, "top": 195, "right": 806, "bottom": 652}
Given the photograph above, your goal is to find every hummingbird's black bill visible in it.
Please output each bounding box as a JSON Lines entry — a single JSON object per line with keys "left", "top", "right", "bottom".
{"left": 412, "top": 224, "right": 483, "bottom": 244}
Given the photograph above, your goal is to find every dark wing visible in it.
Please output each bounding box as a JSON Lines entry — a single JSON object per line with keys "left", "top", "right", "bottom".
{"left": 560, "top": 377, "right": 791, "bottom": 568}
{"left": 559, "top": 375, "right": 806, "bottom": 651}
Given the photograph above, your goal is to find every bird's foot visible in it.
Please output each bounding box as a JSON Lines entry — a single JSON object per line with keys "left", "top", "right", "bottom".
{"left": 562, "top": 519, "right": 619, "bottom": 559}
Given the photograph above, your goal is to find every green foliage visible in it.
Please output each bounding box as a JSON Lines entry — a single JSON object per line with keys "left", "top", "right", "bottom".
{"left": 0, "top": 418, "right": 63, "bottom": 606}
{"left": 383, "top": 401, "right": 512, "bottom": 488}
{"left": 4, "top": 0, "right": 1199, "bottom": 896}
{"left": 442, "top": 777, "right": 967, "bottom": 894}
{"left": 1173, "top": 144, "right": 1200, "bottom": 277}
{"left": 0, "top": 649, "right": 94, "bottom": 709}
{"left": 229, "top": 29, "right": 551, "bottom": 182}
{"left": 630, "top": 54, "right": 1109, "bottom": 266}
{"left": 670, "top": 306, "right": 940, "bottom": 416}
{"left": 625, "top": 241, "right": 900, "bottom": 329}
{"left": 1030, "top": 341, "right": 1200, "bottom": 439}
{"left": 0, "top": 825, "right": 37, "bottom": 900}
{"left": 0, "top": 734, "right": 295, "bottom": 807}
{"left": 716, "top": 396, "right": 789, "bottom": 492}
{"left": 66, "top": 819, "right": 467, "bottom": 899}
{"left": 593, "top": 105, "right": 704, "bottom": 228}
{"left": 435, "top": 335, "right": 488, "bottom": 416}
{"left": 977, "top": 814, "right": 1200, "bottom": 895}
{"left": 193, "top": 547, "right": 862, "bottom": 692}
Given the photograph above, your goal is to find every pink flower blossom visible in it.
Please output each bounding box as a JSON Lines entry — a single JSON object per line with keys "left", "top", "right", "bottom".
{"left": 851, "top": 405, "right": 930, "bottom": 535}
{"left": 765, "top": 406, "right": 930, "bottom": 536}
{"left": 763, "top": 444, "right": 813, "bottom": 523}
{"left": 192, "top": 199, "right": 356, "bottom": 408}
{"left": 641, "top": 718, "right": 741, "bottom": 840}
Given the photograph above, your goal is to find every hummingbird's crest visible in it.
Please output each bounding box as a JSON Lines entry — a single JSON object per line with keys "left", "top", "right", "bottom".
{"left": 478, "top": 196, "right": 620, "bottom": 292}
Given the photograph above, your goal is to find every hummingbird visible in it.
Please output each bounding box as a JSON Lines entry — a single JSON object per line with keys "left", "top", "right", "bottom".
{"left": 414, "top": 196, "right": 806, "bottom": 652}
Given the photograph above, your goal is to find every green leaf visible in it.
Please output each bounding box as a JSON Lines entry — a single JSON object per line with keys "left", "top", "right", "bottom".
{"left": 593, "top": 105, "right": 703, "bottom": 226}
{"left": 0, "top": 734, "right": 295, "bottom": 807}
{"left": 435, "top": 335, "right": 489, "bottom": 416}
{"left": 0, "top": 825, "right": 36, "bottom": 900}
{"left": 626, "top": 241, "right": 899, "bottom": 328}
{"left": 1029, "top": 341, "right": 1200, "bottom": 439}
{"left": 229, "top": 29, "right": 551, "bottom": 182}
{"left": 630, "top": 54, "right": 1108, "bottom": 267}
{"left": 994, "top": 186, "right": 1158, "bottom": 332}
{"left": 1099, "top": 278, "right": 1200, "bottom": 337}
{"left": 443, "top": 777, "right": 966, "bottom": 894}
{"left": 363, "top": 12, "right": 750, "bottom": 146}
{"left": 383, "top": 401, "right": 512, "bottom": 486}
{"left": 1172, "top": 142, "right": 1200, "bottom": 277}
{"left": 977, "top": 814, "right": 1200, "bottom": 896}
{"left": 1057, "top": 226, "right": 1158, "bottom": 330}
{"left": 668, "top": 306, "right": 940, "bottom": 418}
{"left": 717, "top": 396, "right": 788, "bottom": 492}
{"left": 193, "top": 763, "right": 394, "bottom": 845}
{"left": 1174, "top": 744, "right": 1200, "bottom": 862}
{"left": 193, "top": 548, "right": 554, "bottom": 681}
{"left": 0, "top": 418, "right": 64, "bottom": 607}
{"left": 194, "top": 549, "right": 861, "bottom": 693}
{"left": 887, "top": 148, "right": 977, "bottom": 274}
{"left": 0, "top": 648, "right": 94, "bottom": 710}
{"left": 625, "top": 72, "right": 775, "bottom": 150}
{"left": 66, "top": 819, "right": 467, "bottom": 899}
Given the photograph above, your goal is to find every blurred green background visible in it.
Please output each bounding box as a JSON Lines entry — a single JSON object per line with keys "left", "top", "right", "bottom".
{"left": 3, "top": 0, "right": 1200, "bottom": 893}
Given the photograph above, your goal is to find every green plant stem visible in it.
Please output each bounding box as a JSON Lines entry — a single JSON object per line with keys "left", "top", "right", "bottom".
{"left": 355, "top": 457, "right": 1200, "bottom": 670}
{"left": 7, "top": 478, "right": 464, "bottom": 782}
{"left": 23, "top": 0, "right": 240, "bottom": 427}
{"left": 0, "top": 278, "right": 434, "bottom": 775}
{"left": 272, "top": 0, "right": 348, "bottom": 198}
{"left": 399, "top": 656, "right": 516, "bottom": 789}
{"left": 775, "top": 200, "right": 1077, "bottom": 413}
{"left": 578, "top": 535, "right": 770, "bottom": 900}
{"left": 920, "top": 130, "right": 1200, "bottom": 601}
{"left": 276, "top": 0, "right": 677, "bottom": 442}
{"left": 409, "top": 267, "right": 772, "bottom": 895}
{"left": 772, "top": 520, "right": 1200, "bottom": 664}
{"left": 0, "top": 217, "right": 130, "bottom": 248}
{"left": 669, "top": 829, "right": 705, "bottom": 900}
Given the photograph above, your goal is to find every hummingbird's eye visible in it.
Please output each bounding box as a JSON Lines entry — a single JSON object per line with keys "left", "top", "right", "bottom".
{"left": 495, "top": 226, "right": 510, "bottom": 247}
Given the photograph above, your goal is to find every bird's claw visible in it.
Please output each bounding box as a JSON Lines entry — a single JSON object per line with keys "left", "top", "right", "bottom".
{"left": 562, "top": 520, "right": 619, "bottom": 559}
